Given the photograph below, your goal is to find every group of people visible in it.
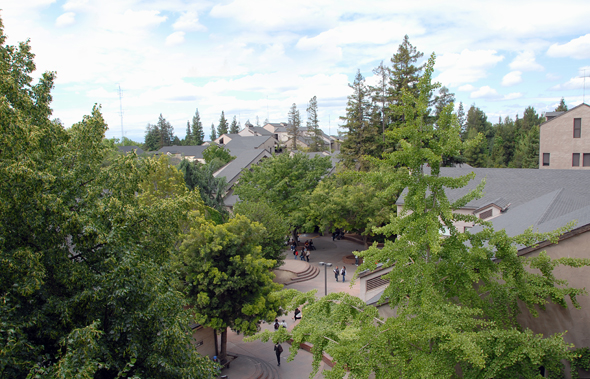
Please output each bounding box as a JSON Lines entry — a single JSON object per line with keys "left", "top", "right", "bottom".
{"left": 291, "top": 241, "right": 312, "bottom": 262}
{"left": 333, "top": 266, "right": 347, "bottom": 282}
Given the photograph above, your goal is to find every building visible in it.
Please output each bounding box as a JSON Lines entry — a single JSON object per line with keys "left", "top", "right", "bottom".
{"left": 359, "top": 166, "right": 590, "bottom": 356}
{"left": 156, "top": 145, "right": 207, "bottom": 163}
{"left": 539, "top": 103, "right": 590, "bottom": 169}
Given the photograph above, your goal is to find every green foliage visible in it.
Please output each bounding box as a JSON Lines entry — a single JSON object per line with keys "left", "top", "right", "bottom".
{"left": 210, "top": 123, "right": 216, "bottom": 141}
{"left": 217, "top": 111, "right": 228, "bottom": 137}
{"left": 555, "top": 98, "right": 568, "bottom": 112}
{"left": 191, "top": 108, "right": 205, "bottom": 145}
{"left": 257, "top": 54, "right": 589, "bottom": 379}
{"left": 233, "top": 200, "right": 289, "bottom": 268}
{"left": 229, "top": 115, "right": 239, "bottom": 134}
{"left": 0, "top": 22, "right": 215, "bottom": 377}
{"left": 234, "top": 152, "right": 332, "bottom": 237}
{"left": 175, "top": 214, "right": 286, "bottom": 358}
{"left": 570, "top": 347, "right": 590, "bottom": 379}
{"left": 388, "top": 34, "right": 424, "bottom": 106}
{"left": 202, "top": 144, "right": 235, "bottom": 165}
{"left": 306, "top": 96, "right": 324, "bottom": 151}
{"left": 178, "top": 159, "right": 228, "bottom": 216}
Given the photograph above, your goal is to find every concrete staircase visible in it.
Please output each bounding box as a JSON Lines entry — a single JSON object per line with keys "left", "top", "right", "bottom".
{"left": 237, "top": 354, "right": 281, "bottom": 379}
{"left": 285, "top": 263, "right": 320, "bottom": 285}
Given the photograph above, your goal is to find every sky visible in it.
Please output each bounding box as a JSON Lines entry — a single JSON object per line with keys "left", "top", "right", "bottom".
{"left": 2, "top": 0, "right": 590, "bottom": 142}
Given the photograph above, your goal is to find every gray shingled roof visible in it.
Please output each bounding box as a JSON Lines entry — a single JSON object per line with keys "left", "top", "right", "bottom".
{"left": 398, "top": 166, "right": 590, "bottom": 238}
{"left": 248, "top": 127, "right": 273, "bottom": 136}
{"left": 213, "top": 149, "right": 272, "bottom": 185}
{"left": 540, "top": 103, "right": 590, "bottom": 125}
{"left": 222, "top": 136, "right": 275, "bottom": 155}
{"left": 157, "top": 145, "right": 207, "bottom": 158}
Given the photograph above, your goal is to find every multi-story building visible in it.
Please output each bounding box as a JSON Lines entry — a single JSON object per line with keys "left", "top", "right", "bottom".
{"left": 539, "top": 103, "right": 590, "bottom": 169}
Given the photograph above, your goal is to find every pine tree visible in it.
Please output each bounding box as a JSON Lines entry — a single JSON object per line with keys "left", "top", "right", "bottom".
{"left": 457, "top": 102, "right": 466, "bottom": 137}
{"left": 389, "top": 35, "right": 424, "bottom": 106}
{"left": 287, "top": 103, "right": 302, "bottom": 150}
{"left": 156, "top": 114, "right": 174, "bottom": 148}
{"left": 144, "top": 123, "right": 160, "bottom": 151}
{"left": 339, "top": 70, "right": 379, "bottom": 169}
{"left": 256, "top": 116, "right": 260, "bottom": 127}
{"left": 306, "top": 96, "right": 324, "bottom": 151}
{"left": 555, "top": 97, "right": 568, "bottom": 112}
{"left": 184, "top": 120, "right": 192, "bottom": 145}
{"left": 434, "top": 86, "right": 455, "bottom": 119}
{"left": 513, "top": 125, "right": 540, "bottom": 168}
{"left": 229, "top": 115, "right": 239, "bottom": 134}
{"left": 210, "top": 123, "right": 217, "bottom": 141}
{"left": 191, "top": 108, "right": 205, "bottom": 145}
{"left": 217, "top": 111, "right": 228, "bottom": 137}
{"left": 370, "top": 61, "right": 390, "bottom": 142}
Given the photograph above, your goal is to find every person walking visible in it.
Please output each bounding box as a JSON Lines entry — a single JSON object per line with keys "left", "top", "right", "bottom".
{"left": 334, "top": 266, "right": 339, "bottom": 282}
{"left": 306, "top": 249, "right": 310, "bottom": 262}
{"left": 341, "top": 266, "right": 346, "bottom": 282}
{"left": 274, "top": 343, "right": 283, "bottom": 366}
{"left": 274, "top": 319, "right": 279, "bottom": 331}
{"left": 300, "top": 248, "right": 306, "bottom": 261}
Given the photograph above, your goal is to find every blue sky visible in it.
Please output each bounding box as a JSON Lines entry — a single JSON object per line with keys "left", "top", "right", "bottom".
{"left": 2, "top": 0, "right": 590, "bottom": 142}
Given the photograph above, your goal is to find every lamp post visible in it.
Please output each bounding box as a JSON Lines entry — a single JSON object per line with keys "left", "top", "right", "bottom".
{"left": 318, "top": 262, "right": 332, "bottom": 296}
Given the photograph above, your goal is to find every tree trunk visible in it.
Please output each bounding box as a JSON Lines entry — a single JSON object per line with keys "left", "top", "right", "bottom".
{"left": 213, "top": 328, "right": 219, "bottom": 357}
{"left": 363, "top": 234, "right": 369, "bottom": 248}
{"left": 220, "top": 327, "right": 228, "bottom": 363}
{"left": 291, "top": 228, "right": 298, "bottom": 246}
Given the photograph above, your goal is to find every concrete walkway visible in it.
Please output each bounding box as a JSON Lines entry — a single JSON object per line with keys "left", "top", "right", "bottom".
{"left": 220, "top": 234, "right": 365, "bottom": 379}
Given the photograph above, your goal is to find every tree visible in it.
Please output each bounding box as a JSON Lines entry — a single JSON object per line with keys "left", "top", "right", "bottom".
{"left": 512, "top": 125, "right": 540, "bottom": 168}
{"left": 456, "top": 101, "right": 466, "bottom": 136}
{"left": 306, "top": 96, "right": 324, "bottom": 151}
{"left": 370, "top": 61, "right": 390, "bottom": 142}
{"left": 202, "top": 144, "right": 235, "bottom": 165}
{"left": 210, "top": 123, "right": 216, "bottom": 141}
{"left": 156, "top": 113, "right": 175, "bottom": 148}
{"left": 217, "top": 111, "right": 228, "bottom": 137}
{"left": 179, "top": 159, "right": 228, "bottom": 219}
{"left": 229, "top": 115, "right": 239, "bottom": 134}
{"left": 339, "top": 70, "right": 380, "bottom": 169}
{"left": 555, "top": 97, "right": 568, "bottom": 112}
{"left": 287, "top": 103, "right": 302, "bottom": 150}
{"left": 144, "top": 122, "right": 160, "bottom": 151}
{"left": 388, "top": 34, "right": 424, "bottom": 106}
{"left": 191, "top": 108, "right": 205, "bottom": 145}
{"left": 434, "top": 86, "right": 455, "bottom": 119}
{"left": 234, "top": 200, "right": 289, "bottom": 268}
{"left": 0, "top": 21, "right": 216, "bottom": 377}
{"left": 175, "top": 215, "right": 286, "bottom": 362}
{"left": 250, "top": 54, "right": 587, "bottom": 379}
{"left": 184, "top": 120, "right": 193, "bottom": 145}
{"left": 235, "top": 153, "right": 332, "bottom": 241}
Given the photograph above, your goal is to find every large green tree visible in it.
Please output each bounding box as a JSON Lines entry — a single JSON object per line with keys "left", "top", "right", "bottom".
{"left": 235, "top": 153, "right": 332, "bottom": 240}
{"left": 388, "top": 35, "right": 424, "bottom": 108}
{"left": 0, "top": 22, "right": 216, "bottom": 377}
{"left": 175, "top": 215, "right": 286, "bottom": 362}
{"left": 191, "top": 108, "right": 205, "bottom": 145}
{"left": 250, "top": 54, "right": 589, "bottom": 379}
{"left": 179, "top": 159, "right": 228, "bottom": 217}
{"left": 229, "top": 115, "right": 239, "bottom": 134}
{"left": 217, "top": 111, "right": 228, "bottom": 137}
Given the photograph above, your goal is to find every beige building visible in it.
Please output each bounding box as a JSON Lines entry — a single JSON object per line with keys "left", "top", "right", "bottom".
{"left": 539, "top": 103, "right": 590, "bottom": 169}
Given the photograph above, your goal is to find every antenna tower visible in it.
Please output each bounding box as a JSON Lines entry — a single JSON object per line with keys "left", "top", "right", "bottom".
{"left": 581, "top": 69, "right": 590, "bottom": 104}
{"left": 118, "top": 85, "right": 124, "bottom": 141}
{"left": 329, "top": 115, "right": 332, "bottom": 154}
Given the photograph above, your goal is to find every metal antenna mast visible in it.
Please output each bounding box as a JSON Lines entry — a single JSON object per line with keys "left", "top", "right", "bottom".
{"left": 581, "top": 69, "right": 590, "bottom": 104}
{"left": 329, "top": 115, "right": 332, "bottom": 154}
{"left": 118, "top": 85, "right": 124, "bottom": 141}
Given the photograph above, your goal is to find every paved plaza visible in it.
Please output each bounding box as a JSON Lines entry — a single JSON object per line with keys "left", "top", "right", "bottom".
{"left": 221, "top": 234, "right": 366, "bottom": 379}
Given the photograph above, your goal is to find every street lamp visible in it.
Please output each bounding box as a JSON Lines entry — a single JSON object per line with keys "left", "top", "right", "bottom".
{"left": 318, "top": 262, "right": 332, "bottom": 296}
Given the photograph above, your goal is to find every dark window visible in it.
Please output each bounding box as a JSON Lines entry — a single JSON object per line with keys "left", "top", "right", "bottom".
{"left": 573, "top": 153, "right": 580, "bottom": 166}
{"left": 584, "top": 153, "right": 590, "bottom": 167}
{"left": 543, "top": 153, "right": 550, "bottom": 166}
{"left": 479, "top": 209, "right": 493, "bottom": 219}
{"left": 574, "top": 118, "right": 581, "bottom": 138}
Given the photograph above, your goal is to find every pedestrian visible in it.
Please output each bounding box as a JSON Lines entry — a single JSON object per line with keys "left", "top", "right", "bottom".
{"left": 306, "top": 249, "right": 310, "bottom": 262}
{"left": 293, "top": 249, "right": 298, "bottom": 259}
{"left": 300, "top": 248, "right": 306, "bottom": 261}
{"left": 274, "top": 343, "right": 283, "bottom": 366}
{"left": 274, "top": 319, "right": 279, "bottom": 331}
{"left": 332, "top": 232, "right": 336, "bottom": 241}
{"left": 294, "top": 308, "right": 301, "bottom": 320}
{"left": 354, "top": 252, "right": 359, "bottom": 266}
{"left": 334, "top": 266, "right": 339, "bottom": 282}
{"left": 341, "top": 266, "right": 346, "bottom": 282}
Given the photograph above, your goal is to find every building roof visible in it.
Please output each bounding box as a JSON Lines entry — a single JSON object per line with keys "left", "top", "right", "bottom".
{"left": 397, "top": 166, "right": 590, "bottom": 239}
{"left": 248, "top": 126, "right": 273, "bottom": 136}
{"left": 157, "top": 145, "right": 207, "bottom": 158}
{"left": 541, "top": 103, "right": 590, "bottom": 125}
{"left": 221, "top": 135, "right": 275, "bottom": 155}
{"left": 118, "top": 146, "right": 144, "bottom": 155}
{"left": 214, "top": 148, "right": 272, "bottom": 185}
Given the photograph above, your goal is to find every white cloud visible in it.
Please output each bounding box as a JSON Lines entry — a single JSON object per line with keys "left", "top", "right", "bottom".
{"left": 55, "top": 12, "right": 76, "bottom": 27}
{"left": 551, "top": 77, "right": 585, "bottom": 90}
{"left": 502, "top": 71, "right": 522, "bottom": 86}
{"left": 63, "top": 0, "right": 88, "bottom": 11}
{"left": 547, "top": 33, "right": 590, "bottom": 59}
{"left": 458, "top": 84, "right": 475, "bottom": 92}
{"left": 509, "top": 51, "right": 543, "bottom": 71}
{"left": 470, "top": 86, "right": 500, "bottom": 99}
{"left": 435, "top": 49, "right": 504, "bottom": 87}
{"left": 166, "top": 31, "right": 185, "bottom": 46}
{"left": 173, "top": 11, "right": 207, "bottom": 32}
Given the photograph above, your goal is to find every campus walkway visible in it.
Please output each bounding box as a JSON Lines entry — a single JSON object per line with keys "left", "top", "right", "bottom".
{"left": 221, "top": 234, "right": 365, "bottom": 379}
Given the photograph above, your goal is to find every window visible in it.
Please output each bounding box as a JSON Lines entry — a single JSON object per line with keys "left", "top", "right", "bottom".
{"left": 479, "top": 209, "right": 493, "bottom": 219}
{"left": 543, "top": 153, "right": 550, "bottom": 166}
{"left": 574, "top": 118, "right": 581, "bottom": 138}
{"left": 584, "top": 153, "right": 590, "bottom": 167}
{"left": 573, "top": 153, "right": 580, "bottom": 166}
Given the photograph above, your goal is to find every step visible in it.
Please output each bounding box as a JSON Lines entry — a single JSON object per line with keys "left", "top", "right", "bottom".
{"left": 287, "top": 265, "right": 320, "bottom": 285}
